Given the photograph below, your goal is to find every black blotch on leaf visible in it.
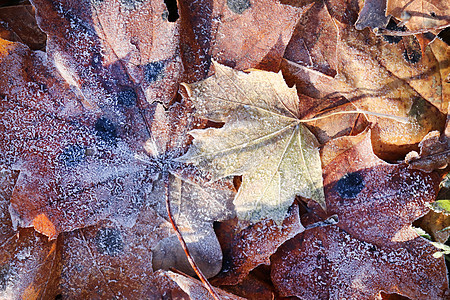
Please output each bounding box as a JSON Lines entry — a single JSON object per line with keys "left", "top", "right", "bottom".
{"left": 95, "top": 117, "right": 117, "bottom": 144}
{"left": 144, "top": 61, "right": 165, "bottom": 83}
{"left": 336, "top": 172, "right": 364, "bottom": 199}
{"left": 95, "top": 227, "right": 124, "bottom": 256}
{"left": 403, "top": 48, "right": 421, "bottom": 64}
{"left": 60, "top": 144, "right": 86, "bottom": 167}
{"left": 383, "top": 19, "right": 405, "bottom": 44}
{"left": 117, "top": 89, "right": 137, "bottom": 107}
{"left": 227, "top": 0, "right": 251, "bottom": 14}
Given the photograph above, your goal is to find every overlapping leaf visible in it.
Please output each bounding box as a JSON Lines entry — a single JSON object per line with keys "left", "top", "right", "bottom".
{"left": 271, "top": 129, "right": 449, "bottom": 299}
{"left": 180, "top": 61, "right": 324, "bottom": 224}
{"left": 178, "top": 0, "right": 308, "bottom": 82}
{"left": 282, "top": 0, "right": 449, "bottom": 159}
{"left": 0, "top": 0, "right": 236, "bottom": 292}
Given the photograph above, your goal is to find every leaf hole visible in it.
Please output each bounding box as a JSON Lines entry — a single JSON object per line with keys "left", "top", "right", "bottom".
{"left": 163, "top": 0, "right": 179, "bottom": 22}
{"left": 383, "top": 19, "right": 405, "bottom": 44}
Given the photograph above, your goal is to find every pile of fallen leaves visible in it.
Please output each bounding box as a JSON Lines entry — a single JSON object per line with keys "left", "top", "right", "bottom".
{"left": 0, "top": 0, "right": 449, "bottom": 299}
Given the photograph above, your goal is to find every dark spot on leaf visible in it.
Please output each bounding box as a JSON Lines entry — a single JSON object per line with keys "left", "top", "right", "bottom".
{"left": 403, "top": 48, "right": 421, "bottom": 64}
{"left": 54, "top": 295, "right": 62, "bottom": 300}
{"left": 408, "top": 97, "right": 427, "bottom": 121}
{"left": 60, "top": 144, "right": 86, "bottom": 167}
{"left": 144, "top": 61, "right": 165, "bottom": 83}
{"left": 95, "top": 117, "right": 117, "bottom": 144}
{"left": 430, "top": 12, "right": 436, "bottom": 18}
{"left": 336, "top": 172, "right": 364, "bottom": 199}
{"left": 117, "top": 89, "right": 137, "bottom": 107}
{"left": 383, "top": 19, "right": 405, "bottom": 44}
{"left": 227, "top": 0, "right": 251, "bottom": 14}
{"left": 163, "top": 0, "right": 179, "bottom": 22}
{"left": 0, "top": 264, "right": 10, "bottom": 291}
{"left": 95, "top": 227, "right": 124, "bottom": 256}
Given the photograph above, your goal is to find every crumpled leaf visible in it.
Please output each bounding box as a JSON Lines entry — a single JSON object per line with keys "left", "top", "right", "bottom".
{"left": 178, "top": 0, "right": 307, "bottom": 82}
{"left": 215, "top": 266, "right": 275, "bottom": 300}
{"left": 405, "top": 130, "right": 450, "bottom": 172}
{"left": 386, "top": 0, "right": 450, "bottom": 33}
{"left": 282, "top": 0, "right": 448, "bottom": 159}
{"left": 180, "top": 61, "right": 324, "bottom": 224}
{"left": 271, "top": 129, "right": 449, "bottom": 299}
{"left": 212, "top": 202, "right": 304, "bottom": 285}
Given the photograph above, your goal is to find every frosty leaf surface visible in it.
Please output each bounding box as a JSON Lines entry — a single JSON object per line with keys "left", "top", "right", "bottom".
{"left": 0, "top": 33, "right": 234, "bottom": 287}
{"left": 271, "top": 129, "right": 449, "bottom": 299}
{"left": 282, "top": 0, "right": 448, "bottom": 160}
{"left": 181, "top": 62, "right": 324, "bottom": 224}
{"left": 178, "top": 0, "right": 307, "bottom": 82}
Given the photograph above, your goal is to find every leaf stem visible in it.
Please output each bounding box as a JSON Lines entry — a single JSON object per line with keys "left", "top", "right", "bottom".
{"left": 163, "top": 171, "right": 222, "bottom": 300}
{"left": 298, "top": 110, "right": 409, "bottom": 124}
{"left": 374, "top": 24, "right": 450, "bottom": 36}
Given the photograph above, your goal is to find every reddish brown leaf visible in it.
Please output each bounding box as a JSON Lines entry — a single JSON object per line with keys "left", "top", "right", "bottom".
{"left": 0, "top": 169, "right": 61, "bottom": 299}
{"left": 59, "top": 219, "right": 177, "bottom": 298}
{"left": 282, "top": 0, "right": 448, "bottom": 159}
{"left": 179, "top": 0, "right": 307, "bottom": 82}
{"left": 0, "top": 4, "right": 46, "bottom": 50}
{"left": 32, "top": 0, "right": 182, "bottom": 105}
{"left": 271, "top": 129, "right": 448, "bottom": 299}
{"left": 212, "top": 203, "right": 304, "bottom": 286}
{"left": 386, "top": 0, "right": 450, "bottom": 34}
{"left": 0, "top": 33, "right": 234, "bottom": 282}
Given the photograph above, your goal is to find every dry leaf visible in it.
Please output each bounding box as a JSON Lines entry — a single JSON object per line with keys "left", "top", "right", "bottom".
{"left": 212, "top": 202, "right": 304, "bottom": 285}
{"left": 0, "top": 34, "right": 233, "bottom": 286}
{"left": 32, "top": 0, "right": 182, "bottom": 106}
{"left": 0, "top": 4, "right": 46, "bottom": 50}
{"left": 386, "top": 0, "right": 450, "bottom": 33}
{"left": 180, "top": 61, "right": 324, "bottom": 224}
{"left": 0, "top": 169, "right": 60, "bottom": 299}
{"left": 355, "top": 0, "right": 390, "bottom": 30}
{"left": 405, "top": 130, "right": 450, "bottom": 172}
{"left": 271, "top": 129, "right": 448, "bottom": 299}
{"left": 178, "top": 0, "right": 307, "bottom": 83}
{"left": 282, "top": 0, "right": 448, "bottom": 159}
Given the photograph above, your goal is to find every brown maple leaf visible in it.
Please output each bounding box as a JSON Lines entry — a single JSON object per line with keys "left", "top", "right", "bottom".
{"left": 271, "top": 129, "right": 448, "bottom": 299}
{"left": 0, "top": 0, "right": 236, "bottom": 297}
{"left": 282, "top": 0, "right": 448, "bottom": 160}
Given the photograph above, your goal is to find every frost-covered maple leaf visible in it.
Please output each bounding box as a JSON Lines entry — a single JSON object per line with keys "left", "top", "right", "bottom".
{"left": 180, "top": 61, "right": 325, "bottom": 224}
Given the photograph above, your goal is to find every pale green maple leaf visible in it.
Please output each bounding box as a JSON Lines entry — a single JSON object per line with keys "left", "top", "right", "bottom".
{"left": 179, "top": 62, "right": 325, "bottom": 224}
